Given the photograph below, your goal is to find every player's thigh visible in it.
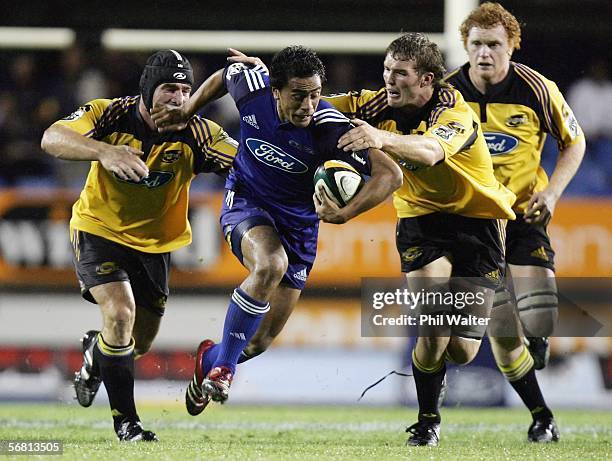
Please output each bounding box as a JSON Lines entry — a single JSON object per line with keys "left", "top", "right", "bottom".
{"left": 508, "top": 263, "right": 557, "bottom": 311}
{"left": 396, "top": 215, "right": 453, "bottom": 279}
{"left": 240, "top": 225, "right": 288, "bottom": 272}
{"left": 72, "top": 229, "right": 168, "bottom": 316}
{"left": 71, "top": 229, "right": 131, "bottom": 306}
{"left": 405, "top": 258, "right": 453, "bottom": 338}
{"left": 505, "top": 213, "right": 555, "bottom": 271}
{"left": 220, "top": 190, "right": 287, "bottom": 273}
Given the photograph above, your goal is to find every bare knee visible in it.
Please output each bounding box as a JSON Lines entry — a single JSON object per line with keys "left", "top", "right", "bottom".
{"left": 415, "top": 336, "right": 450, "bottom": 367}
{"left": 103, "top": 304, "right": 135, "bottom": 344}
{"left": 447, "top": 337, "right": 481, "bottom": 365}
{"left": 251, "top": 254, "right": 288, "bottom": 289}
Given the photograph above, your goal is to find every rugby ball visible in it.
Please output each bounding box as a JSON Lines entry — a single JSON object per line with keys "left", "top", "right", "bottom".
{"left": 313, "top": 160, "right": 364, "bottom": 207}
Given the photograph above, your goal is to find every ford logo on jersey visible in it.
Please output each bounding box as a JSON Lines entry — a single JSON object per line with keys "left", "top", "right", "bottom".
{"left": 484, "top": 132, "right": 519, "bottom": 155}
{"left": 115, "top": 171, "right": 174, "bottom": 188}
{"left": 246, "top": 138, "right": 308, "bottom": 174}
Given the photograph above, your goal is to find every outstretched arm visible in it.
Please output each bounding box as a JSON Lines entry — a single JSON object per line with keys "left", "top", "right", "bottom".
{"left": 151, "top": 68, "right": 226, "bottom": 132}
{"left": 337, "top": 118, "right": 444, "bottom": 167}
{"left": 41, "top": 124, "right": 148, "bottom": 182}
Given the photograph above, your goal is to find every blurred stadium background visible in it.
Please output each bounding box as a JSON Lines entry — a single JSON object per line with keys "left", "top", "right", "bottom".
{"left": 0, "top": 0, "right": 611, "bottom": 413}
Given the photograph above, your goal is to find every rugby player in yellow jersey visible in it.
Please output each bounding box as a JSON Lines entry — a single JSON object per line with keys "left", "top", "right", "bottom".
{"left": 447, "top": 1, "right": 585, "bottom": 367}
{"left": 324, "top": 32, "right": 517, "bottom": 447}
{"left": 41, "top": 50, "right": 237, "bottom": 441}
{"left": 446, "top": 2, "right": 585, "bottom": 443}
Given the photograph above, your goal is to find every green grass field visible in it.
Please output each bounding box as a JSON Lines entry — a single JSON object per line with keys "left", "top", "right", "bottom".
{"left": 0, "top": 403, "right": 610, "bottom": 460}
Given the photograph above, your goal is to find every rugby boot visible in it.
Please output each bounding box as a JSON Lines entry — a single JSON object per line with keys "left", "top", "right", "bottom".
{"left": 202, "top": 366, "right": 233, "bottom": 403}
{"left": 116, "top": 419, "right": 158, "bottom": 442}
{"left": 185, "top": 339, "right": 215, "bottom": 416}
{"left": 528, "top": 417, "right": 560, "bottom": 443}
{"left": 406, "top": 421, "right": 440, "bottom": 447}
{"left": 74, "top": 330, "right": 102, "bottom": 407}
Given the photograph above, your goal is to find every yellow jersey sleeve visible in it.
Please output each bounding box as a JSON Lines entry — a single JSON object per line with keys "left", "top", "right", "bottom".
{"left": 513, "top": 64, "right": 584, "bottom": 150}
{"left": 189, "top": 116, "right": 237, "bottom": 174}
{"left": 423, "top": 89, "right": 479, "bottom": 160}
{"left": 544, "top": 78, "right": 584, "bottom": 149}
{"left": 322, "top": 88, "right": 387, "bottom": 119}
{"left": 53, "top": 99, "right": 114, "bottom": 137}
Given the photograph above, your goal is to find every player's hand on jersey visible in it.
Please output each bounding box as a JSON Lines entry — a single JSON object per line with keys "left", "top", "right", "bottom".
{"left": 313, "top": 185, "right": 348, "bottom": 224}
{"left": 524, "top": 190, "right": 557, "bottom": 225}
{"left": 98, "top": 145, "right": 149, "bottom": 182}
{"left": 338, "top": 118, "right": 385, "bottom": 152}
{"left": 151, "top": 103, "right": 190, "bottom": 132}
{"left": 227, "top": 48, "right": 268, "bottom": 73}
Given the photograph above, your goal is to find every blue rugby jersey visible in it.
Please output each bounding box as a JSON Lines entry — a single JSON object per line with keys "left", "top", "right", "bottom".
{"left": 222, "top": 62, "right": 371, "bottom": 226}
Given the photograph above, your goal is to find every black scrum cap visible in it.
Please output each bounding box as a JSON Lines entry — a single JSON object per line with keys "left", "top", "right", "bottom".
{"left": 139, "top": 49, "right": 194, "bottom": 110}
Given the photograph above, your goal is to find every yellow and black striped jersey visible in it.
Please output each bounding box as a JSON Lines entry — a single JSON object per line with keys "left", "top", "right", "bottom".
{"left": 324, "top": 87, "right": 516, "bottom": 219}
{"left": 445, "top": 62, "right": 584, "bottom": 213}
{"left": 54, "top": 96, "right": 237, "bottom": 253}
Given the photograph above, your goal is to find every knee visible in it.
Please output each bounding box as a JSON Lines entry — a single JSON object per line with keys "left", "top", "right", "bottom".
{"left": 447, "top": 349, "right": 477, "bottom": 365}
{"left": 251, "top": 253, "right": 288, "bottom": 287}
{"left": 420, "top": 336, "right": 449, "bottom": 353}
{"left": 446, "top": 339, "right": 481, "bottom": 365}
{"left": 106, "top": 303, "right": 136, "bottom": 335}
{"left": 416, "top": 337, "right": 450, "bottom": 364}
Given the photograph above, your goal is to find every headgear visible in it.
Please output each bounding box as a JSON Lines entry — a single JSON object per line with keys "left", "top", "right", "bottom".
{"left": 139, "top": 49, "right": 194, "bottom": 110}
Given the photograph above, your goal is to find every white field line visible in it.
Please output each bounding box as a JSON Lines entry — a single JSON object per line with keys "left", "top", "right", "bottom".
{"left": 0, "top": 418, "right": 610, "bottom": 436}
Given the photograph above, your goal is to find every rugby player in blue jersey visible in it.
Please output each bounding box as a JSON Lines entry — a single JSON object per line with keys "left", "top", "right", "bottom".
{"left": 153, "top": 46, "right": 402, "bottom": 414}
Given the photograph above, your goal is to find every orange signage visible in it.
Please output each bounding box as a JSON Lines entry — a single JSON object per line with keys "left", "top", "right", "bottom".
{"left": 0, "top": 189, "right": 610, "bottom": 288}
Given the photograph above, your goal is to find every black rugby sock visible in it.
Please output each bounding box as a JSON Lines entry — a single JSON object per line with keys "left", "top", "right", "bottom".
{"left": 411, "top": 349, "right": 445, "bottom": 423}
{"left": 498, "top": 345, "right": 553, "bottom": 420}
{"left": 94, "top": 335, "right": 139, "bottom": 431}
{"left": 509, "top": 367, "right": 553, "bottom": 421}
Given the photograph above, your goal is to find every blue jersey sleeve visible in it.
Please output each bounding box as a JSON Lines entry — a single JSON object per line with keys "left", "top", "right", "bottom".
{"left": 312, "top": 100, "right": 371, "bottom": 175}
{"left": 222, "top": 62, "right": 270, "bottom": 108}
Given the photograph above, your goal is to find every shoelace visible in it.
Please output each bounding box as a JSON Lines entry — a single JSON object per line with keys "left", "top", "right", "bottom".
{"left": 358, "top": 369, "right": 412, "bottom": 401}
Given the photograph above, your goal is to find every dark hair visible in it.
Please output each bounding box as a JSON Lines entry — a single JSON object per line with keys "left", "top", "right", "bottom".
{"left": 269, "top": 46, "right": 326, "bottom": 89}
{"left": 460, "top": 2, "right": 522, "bottom": 50}
{"left": 386, "top": 33, "right": 446, "bottom": 86}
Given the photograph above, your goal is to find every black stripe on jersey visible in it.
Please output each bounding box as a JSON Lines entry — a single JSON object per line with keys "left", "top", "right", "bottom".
{"left": 189, "top": 117, "right": 206, "bottom": 146}
{"left": 191, "top": 117, "right": 234, "bottom": 162}
{"left": 444, "top": 64, "right": 546, "bottom": 127}
{"left": 93, "top": 96, "right": 138, "bottom": 140}
{"left": 428, "top": 87, "right": 456, "bottom": 127}
{"left": 514, "top": 63, "right": 561, "bottom": 140}
{"left": 189, "top": 117, "right": 234, "bottom": 167}
{"left": 456, "top": 120, "right": 479, "bottom": 152}
{"left": 360, "top": 90, "right": 388, "bottom": 119}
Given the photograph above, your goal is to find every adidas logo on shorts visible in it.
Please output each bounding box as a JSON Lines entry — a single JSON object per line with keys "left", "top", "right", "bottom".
{"left": 293, "top": 268, "right": 308, "bottom": 282}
